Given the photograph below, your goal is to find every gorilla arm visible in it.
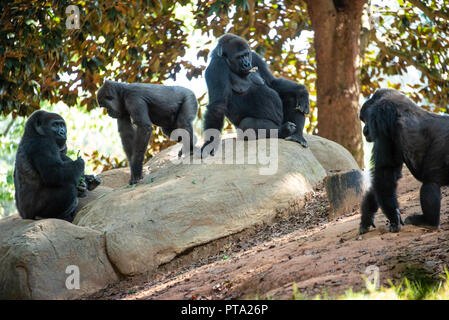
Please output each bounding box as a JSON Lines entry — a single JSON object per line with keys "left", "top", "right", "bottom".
{"left": 31, "top": 143, "right": 84, "bottom": 187}
{"left": 251, "top": 52, "right": 309, "bottom": 147}
{"left": 252, "top": 52, "right": 309, "bottom": 114}
{"left": 202, "top": 57, "right": 232, "bottom": 156}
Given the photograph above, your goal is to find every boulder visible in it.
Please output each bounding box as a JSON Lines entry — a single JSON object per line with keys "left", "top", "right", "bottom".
{"left": 97, "top": 168, "right": 130, "bottom": 189}
{"left": 0, "top": 215, "right": 119, "bottom": 299}
{"left": 74, "top": 136, "right": 358, "bottom": 277}
{"left": 0, "top": 134, "right": 360, "bottom": 298}
{"left": 324, "top": 169, "right": 365, "bottom": 218}
{"left": 305, "top": 134, "right": 360, "bottom": 173}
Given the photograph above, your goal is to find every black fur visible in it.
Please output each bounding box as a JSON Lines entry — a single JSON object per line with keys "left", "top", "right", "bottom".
{"left": 14, "top": 110, "right": 92, "bottom": 222}
{"left": 96, "top": 80, "right": 198, "bottom": 184}
{"left": 359, "top": 88, "right": 449, "bottom": 234}
{"left": 201, "top": 33, "right": 309, "bottom": 155}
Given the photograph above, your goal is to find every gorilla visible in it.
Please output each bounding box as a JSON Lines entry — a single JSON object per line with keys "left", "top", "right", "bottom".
{"left": 201, "top": 33, "right": 309, "bottom": 155}
{"left": 359, "top": 88, "right": 449, "bottom": 234}
{"left": 97, "top": 80, "right": 198, "bottom": 185}
{"left": 14, "top": 110, "right": 100, "bottom": 222}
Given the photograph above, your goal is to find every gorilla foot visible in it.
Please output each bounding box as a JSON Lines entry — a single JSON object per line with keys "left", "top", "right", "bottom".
{"left": 389, "top": 223, "right": 401, "bottom": 233}
{"left": 404, "top": 214, "right": 439, "bottom": 228}
{"left": 285, "top": 133, "right": 308, "bottom": 148}
{"left": 279, "top": 122, "right": 296, "bottom": 138}
{"left": 129, "top": 174, "right": 143, "bottom": 185}
{"left": 359, "top": 222, "right": 376, "bottom": 234}
{"left": 85, "top": 174, "right": 101, "bottom": 191}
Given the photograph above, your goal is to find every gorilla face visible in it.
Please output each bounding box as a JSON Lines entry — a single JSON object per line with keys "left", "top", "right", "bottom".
{"left": 49, "top": 119, "right": 67, "bottom": 146}
{"left": 220, "top": 35, "right": 253, "bottom": 76}
{"left": 359, "top": 95, "right": 377, "bottom": 143}
{"left": 97, "top": 81, "right": 124, "bottom": 118}
{"left": 31, "top": 111, "right": 67, "bottom": 147}
{"left": 362, "top": 123, "right": 373, "bottom": 142}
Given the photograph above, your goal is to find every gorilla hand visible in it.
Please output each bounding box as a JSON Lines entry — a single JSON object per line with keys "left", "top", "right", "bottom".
{"left": 295, "top": 87, "right": 310, "bottom": 114}
{"left": 286, "top": 134, "right": 308, "bottom": 148}
{"left": 77, "top": 178, "right": 87, "bottom": 198}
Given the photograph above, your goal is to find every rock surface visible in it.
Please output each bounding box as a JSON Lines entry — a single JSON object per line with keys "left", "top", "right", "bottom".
{"left": 0, "top": 216, "right": 118, "bottom": 299}
{"left": 324, "top": 169, "right": 364, "bottom": 218}
{"left": 0, "top": 135, "right": 359, "bottom": 299}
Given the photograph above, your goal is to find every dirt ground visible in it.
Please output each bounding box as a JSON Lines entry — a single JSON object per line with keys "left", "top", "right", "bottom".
{"left": 86, "top": 169, "right": 449, "bottom": 300}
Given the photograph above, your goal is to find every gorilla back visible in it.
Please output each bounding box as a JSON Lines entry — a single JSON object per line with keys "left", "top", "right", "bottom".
{"left": 359, "top": 89, "right": 449, "bottom": 233}
{"left": 14, "top": 110, "right": 85, "bottom": 222}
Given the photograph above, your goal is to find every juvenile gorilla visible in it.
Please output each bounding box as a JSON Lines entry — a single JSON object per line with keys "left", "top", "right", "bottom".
{"left": 14, "top": 110, "right": 100, "bottom": 222}
{"left": 97, "top": 80, "right": 198, "bottom": 185}
{"left": 359, "top": 88, "right": 449, "bottom": 234}
{"left": 202, "top": 33, "right": 309, "bottom": 155}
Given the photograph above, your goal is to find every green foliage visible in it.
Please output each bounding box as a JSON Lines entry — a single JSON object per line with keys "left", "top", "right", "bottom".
{"left": 0, "top": 0, "right": 203, "bottom": 116}
{"left": 338, "top": 267, "right": 449, "bottom": 300}
{"left": 0, "top": 114, "right": 25, "bottom": 217}
{"left": 361, "top": 0, "right": 449, "bottom": 109}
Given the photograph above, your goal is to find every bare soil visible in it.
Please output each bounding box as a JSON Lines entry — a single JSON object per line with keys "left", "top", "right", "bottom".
{"left": 86, "top": 169, "right": 449, "bottom": 300}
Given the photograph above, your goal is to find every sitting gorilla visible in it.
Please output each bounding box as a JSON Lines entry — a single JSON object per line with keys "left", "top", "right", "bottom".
{"left": 359, "top": 89, "right": 449, "bottom": 234}
{"left": 201, "top": 33, "right": 310, "bottom": 155}
{"left": 96, "top": 80, "right": 198, "bottom": 185}
{"left": 14, "top": 110, "right": 100, "bottom": 222}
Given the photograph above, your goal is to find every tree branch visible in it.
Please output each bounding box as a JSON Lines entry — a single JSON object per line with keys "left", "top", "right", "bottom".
{"left": 407, "top": 0, "right": 449, "bottom": 21}
{"left": 239, "top": 0, "right": 255, "bottom": 38}
{"left": 372, "top": 31, "right": 446, "bottom": 83}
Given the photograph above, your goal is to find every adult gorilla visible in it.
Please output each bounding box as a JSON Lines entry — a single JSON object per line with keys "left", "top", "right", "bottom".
{"left": 14, "top": 110, "right": 100, "bottom": 222}
{"left": 359, "top": 88, "right": 449, "bottom": 234}
{"left": 201, "top": 33, "right": 309, "bottom": 155}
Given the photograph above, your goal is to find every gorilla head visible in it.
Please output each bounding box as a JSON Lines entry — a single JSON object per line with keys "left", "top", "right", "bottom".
{"left": 359, "top": 88, "right": 399, "bottom": 144}
{"left": 96, "top": 80, "right": 124, "bottom": 118}
{"left": 216, "top": 34, "right": 253, "bottom": 76}
{"left": 25, "top": 110, "right": 67, "bottom": 148}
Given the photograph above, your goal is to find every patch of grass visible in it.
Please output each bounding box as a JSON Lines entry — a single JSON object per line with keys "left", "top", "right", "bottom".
{"left": 312, "top": 266, "right": 449, "bottom": 300}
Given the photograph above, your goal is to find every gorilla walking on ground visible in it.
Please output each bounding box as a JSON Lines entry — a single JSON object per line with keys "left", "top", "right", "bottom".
{"left": 97, "top": 80, "right": 198, "bottom": 185}
{"left": 359, "top": 88, "right": 449, "bottom": 234}
{"left": 14, "top": 110, "right": 100, "bottom": 222}
{"left": 201, "top": 33, "right": 310, "bottom": 155}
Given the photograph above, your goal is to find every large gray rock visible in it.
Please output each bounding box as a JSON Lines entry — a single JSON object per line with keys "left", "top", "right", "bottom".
{"left": 0, "top": 215, "right": 119, "bottom": 299}
{"left": 305, "top": 134, "right": 360, "bottom": 173}
{"left": 74, "top": 136, "right": 358, "bottom": 276}
{"left": 0, "top": 134, "right": 359, "bottom": 298}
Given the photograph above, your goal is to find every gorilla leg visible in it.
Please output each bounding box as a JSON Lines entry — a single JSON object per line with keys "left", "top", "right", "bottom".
{"left": 36, "top": 186, "right": 78, "bottom": 222}
{"left": 174, "top": 97, "right": 197, "bottom": 157}
{"left": 117, "top": 117, "right": 135, "bottom": 163}
{"left": 359, "top": 188, "right": 379, "bottom": 234}
{"left": 118, "top": 114, "right": 152, "bottom": 185}
{"left": 283, "top": 107, "right": 308, "bottom": 147}
{"left": 129, "top": 125, "right": 152, "bottom": 184}
{"left": 405, "top": 182, "right": 441, "bottom": 227}
{"left": 238, "top": 117, "right": 296, "bottom": 139}
{"left": 373, "top": 166, "right": 403, "bottom": 232}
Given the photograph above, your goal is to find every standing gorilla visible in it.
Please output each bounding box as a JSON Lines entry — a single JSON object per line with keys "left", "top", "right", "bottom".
{"left": 97, "top": 80, "right": 198, "bottom": 185}
{"left": 359, "top": 88, "right": 449, "bottom": 234}
{"left": 14, "top": 110, "right": 100, "bottom": 222}
{"left": 201, "top": 33, "right": 309, "bottom": 155}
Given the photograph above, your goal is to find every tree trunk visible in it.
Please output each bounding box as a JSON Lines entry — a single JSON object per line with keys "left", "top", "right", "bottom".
{"left": 306, "top": 0, "right": 366, "bottom": 167}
